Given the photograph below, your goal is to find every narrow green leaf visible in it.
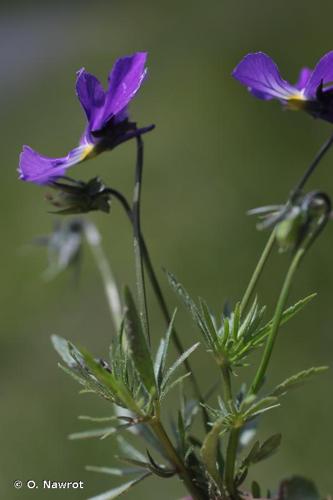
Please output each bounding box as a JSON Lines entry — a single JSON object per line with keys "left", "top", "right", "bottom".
{"left": 79, "top": 415, "right": 118, "bottom": 423}
{"left": 247, "top": 403, "right": 280, "bottom": 419}
{"left": 86, "top": 466, "right": 142, "bottom": 476}
{"left": 154, "top": 339, "right": 165, "bottom": 381}
{"left": 253, "top": 434, "right": 281, "bottom": 463}
{"left": 220, "top": 317, "right": 230, "bottom": 348}
{"left": 238, "top": 299, "right": 257, "bottom": 339}
{"left": 278, "top": 293, "right": 317, "bottom": 324}
{"left": 242, "top": 440, "right": 260, "bottom": 466}
{"left": 116, "top": 436, "right": 147, "bottom": 462}
{"left": 161, "top": 342, "right": 200, "bottom": 390}
{"left": 199, "top": 299, "right": 219, "bottom": 347}
{"left": 166, "top": 271, "right": 212, "bottom": 345}
{"left": 88, "top": 473, "right": 151, "bottom": 500}
{"left": 69, "top": 427, "right": 116, "bottom": 440}
{"left": 160, "top": 372, "right": 191, "bottom": 399}
{"left": 154, "top": 310, "right": 177, "bottom": 384}
{"left": 232, "top": 302, "right": 241, "bottom": 341}
{"left": 238, "top": 434, "right": 281, "bottom": 484}
{"left": 166, "top": 271, "right": 200, "bottom": 321}
{"left": 254, "top": 294, "right": 317, "bottom": 346}
{"left": 270, "top": 366, "right": 328, "bottom": 398}
{"left": 160, "top": 310, "right": 177, "bottom": 376}
{"left": 116, "top": 456, "right": 150, "bottom": 470}
{"left": 123, "top": 287, "right": 156, "bottom": 395}
{"left": 82, "top": 350, "right": 139, "bottom": 412}
{"left": 243, "top": 397, "right": 279, "bottom": 419}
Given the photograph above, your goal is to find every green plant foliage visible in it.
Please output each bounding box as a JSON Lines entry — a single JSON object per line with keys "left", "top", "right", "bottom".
{"left": 167, "top": 271, "right": 316, "bottom": 371}
{"left": 86, "top": 465, "right": 143, "bottom": 476}
{"left": 123, "top": 286, "right": 157, "bottom": 396}
{"left": 52, "top": 334, "right": 145, "bottom": 414}
{"left": 87, "top": 472, "right": 152, "bottom": 500}
{"left": 236, "top": 434, "right": 281, "bottom": 488}
{"left": 201, "top": 417, "right": 226, "bottom": 488}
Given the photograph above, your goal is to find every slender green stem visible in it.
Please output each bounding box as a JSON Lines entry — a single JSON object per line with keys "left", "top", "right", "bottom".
{"left": 132, "top": 136, "right": 150, "bottom": 344}
{"left": 224, "top": 427, "right": 241, "bottom": 499}
{"left": 240, "top": 230, "right": 276, "bottom": 313}
{"left": 150, "top": 418, "right": 205, "bottom": 500}
{"left": 108, "top": 187, "right": 209, "bottom": 429}
{"left": 84, "top": 222, "right": 122, "bottom": 332}
{"left": 221, "top": 364, "right": 232, "bottom": 403}
{"left": 250, "top": 247, "right": 305, "bottom": 395}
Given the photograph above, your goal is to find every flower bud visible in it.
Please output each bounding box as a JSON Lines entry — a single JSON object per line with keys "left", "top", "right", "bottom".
{"left": 275, "top": 206, "right": 304, "bottom": 252}
{"left": 46, "top": 177, "right": 111, "bottom": 214}
{"left": 275, "top": 191, "right": 331, "bottom": 252}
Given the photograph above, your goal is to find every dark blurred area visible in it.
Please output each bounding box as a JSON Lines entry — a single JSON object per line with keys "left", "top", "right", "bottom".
{"left": 1, "top": 0, "right": 333, "bottom": 498}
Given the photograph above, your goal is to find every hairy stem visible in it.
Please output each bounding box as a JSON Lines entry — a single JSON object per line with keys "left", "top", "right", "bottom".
{"left": 221, "top": 364, "right": 232, "bottom": 403}
{"left": 250, "top": 247, "right": 305, "bottom": 395}
{"left": 132, "top": 136, "right": 150, "bottom": 344}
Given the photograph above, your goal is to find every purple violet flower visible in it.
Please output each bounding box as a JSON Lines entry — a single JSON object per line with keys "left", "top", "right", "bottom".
{"left": 232, "top": 51, "right": 333, "bottom": 122}
{"left": 19, "top": 52, "right": 153, "bottom": 185}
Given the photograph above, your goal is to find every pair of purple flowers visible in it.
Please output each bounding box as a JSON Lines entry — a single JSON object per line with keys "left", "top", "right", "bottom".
{"left": 19, "top": 50, "right": 333, "bottom": 186}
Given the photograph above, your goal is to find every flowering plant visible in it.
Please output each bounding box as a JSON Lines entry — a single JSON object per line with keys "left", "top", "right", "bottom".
{"left": 20, "top": 51, "right": 332, "bottom": 499}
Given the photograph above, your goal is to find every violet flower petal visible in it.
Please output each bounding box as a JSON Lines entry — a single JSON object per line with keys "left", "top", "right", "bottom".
{"left": 232, "top": 52, "right": 298, "bottom": 101}
{"left": 295, "top": 67, "right": 312, "bottom": 90}
{"left": 304, "top": 50, "right": 333, "bottom": 98}
{"left": 76, "top": 69, "right": 106, "bottom": 123}
{"left": 19, "top": 143, "right": 94, "bottom": 185}
{"left": 89, "top": 52, "right": 147, "bottom": 132}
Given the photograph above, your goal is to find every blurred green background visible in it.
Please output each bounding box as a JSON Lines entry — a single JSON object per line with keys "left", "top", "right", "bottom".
{"left": 1, "top": 0, "right": 333, "bottom": 498}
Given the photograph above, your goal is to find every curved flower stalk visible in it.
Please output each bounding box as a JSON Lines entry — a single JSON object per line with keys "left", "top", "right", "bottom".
{"left": 233, "top": 51, "right": 333, "bottom": 123}
{"left": 19, "top": 52, "right": 154, "bottom": 185}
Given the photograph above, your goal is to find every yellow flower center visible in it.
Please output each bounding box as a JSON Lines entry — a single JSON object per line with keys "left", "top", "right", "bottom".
{"left": 286, "top": 92, "right": 307, "bottom": 111}
{"left": 80, "top": 143, "right": 96, "bottom": 160}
